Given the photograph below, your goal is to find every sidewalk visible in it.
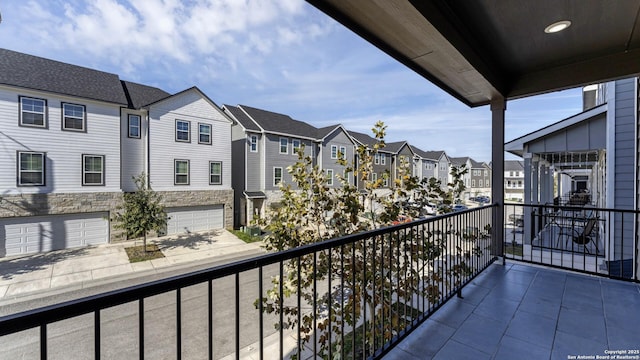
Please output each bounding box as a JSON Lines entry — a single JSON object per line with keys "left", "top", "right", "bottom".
{"left": 0, "top": 229, "right": 265, "bottom": 303}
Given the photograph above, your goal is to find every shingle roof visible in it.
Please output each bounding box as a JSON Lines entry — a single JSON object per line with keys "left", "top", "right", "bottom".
{"left": 317, "top": 124, "right": 342, "bottom": 139}
{"left": 224, "top": 105, "right": 261, "bottom": 132}
{"left": 450, "top": 156, "right": 469, "bottom": 166}
{"left": 0, "top": 48, "right": 128, "bottom": 105}
{"left": 504, "top": 160, "right": 524, "bottom": 171}
{"left": 122, "top": 81, "right": 170, "bottom": 109}
{"left": 423, "top": 150, "right": 446, "bottom": 161}
{"left": 239, "top": 105, "right": 318, "bottom": 138}
{"left": 410, "top": 145, "right": 429, "bottom": 158}
{"left": 386, "top": 141, "right": 407, "bottom": 153}
{"left": 469, "top": 158, "right": 485, "bottom": 168}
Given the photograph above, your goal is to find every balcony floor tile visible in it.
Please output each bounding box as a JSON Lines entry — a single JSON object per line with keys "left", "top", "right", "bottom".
{"left": 384, "top": 261, "right": 640, "bottom": 359}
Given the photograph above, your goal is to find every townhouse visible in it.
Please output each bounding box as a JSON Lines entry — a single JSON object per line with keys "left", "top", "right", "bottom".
{"left": 504, "top": 160, "right": 524, "bottom": 201}
{"left": 347, "top": 130, "right": 394, "bottom": 191}
{"left": 224, "top": 105, "right": 357, "bottom": 227}
{"left": 0, "top": 49, "right": 232, "bottom": 256}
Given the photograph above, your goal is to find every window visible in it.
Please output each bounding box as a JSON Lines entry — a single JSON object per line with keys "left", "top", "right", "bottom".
{"left": 326, "top": 169, "right": 334, "bottom": 186}
{"left": 18, "top": 151, "right": 45, "bottom": 186}
{"left": 199, "top": 123, "right": 212, "bottom": 144}
{"left": 374, "top": 154, "right": 379, "bottom": 165}
{"left": 249, "top": 135, "right": 258, "bottom": 152}
{"left": 426, "top": 163, "right": 433, "bottom": 170}
{"left": 372, "top": 172, "right": 378, "bottom": 181}
{"left": 479, "top": 179, "right": 483, "bottom": 187}
{"left": 507, "top": 180, "right": 512, "bottom": 188}
{"left": 175, "top": 159, "right": 189, "bottom": 185}
{"left": 279, "top": 137, "right": 288, "bottom": 154}
{"left": 292, "top": 139, "right": 301, "bottom": 154}
{"left": 472, "top": 179, "right": 476, "bottom": 187}
{"left": 128, "top": 114, "right": 141, "bottom": 138}
{"left": 331, "top": 145, "right": 338, "bottom": 159}
{"left": 19, "top": 96, "right": 47, "bottom": 127}
{"left": 176, "top": 120, "right": 190, "bottom": 142}
{"left": 473, "top": 170, "right": 481, "bottom": 176}
{"left": 339, "top": 146, "right": 347, "bottom": 160}
{"left": 273, "top": 167, "right": 283, "bottom": 186}
{"left": 382, "top": 177, "right": 388, "bottom": 187}
{"left": 509, "top": 171, "right": 514, "bottom": 177}
{"left": 484, "top": 170, "right": 488, "bottom": 176}
{"left": 486, "top": 179, "right": 490, "bottom": 187}
{"left": 440, "top": 164, "right": 446, "bottom": 171}
{"left": 380, "top": 154, "right": 386, "bottom": 165}
{"left": 518, "top": 180, "right": 523, "bottom": 187}
{"left": 82, "top": 155, "right": 104, "bottom": 185}
{"left": 62, "top": 103, "right": 85, "bottom": 131}
{"left": 209, "top": 161, "right": 222, "bottom": 185}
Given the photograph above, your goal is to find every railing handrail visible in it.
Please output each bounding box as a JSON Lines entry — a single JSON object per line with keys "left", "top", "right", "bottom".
{"left": 0, "top": 204, "right": 496, "bottom": 337}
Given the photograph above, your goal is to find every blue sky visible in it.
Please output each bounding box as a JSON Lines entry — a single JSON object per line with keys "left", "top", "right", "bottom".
{"left": 0, "top": 0, "right": 584, "bottom": 162}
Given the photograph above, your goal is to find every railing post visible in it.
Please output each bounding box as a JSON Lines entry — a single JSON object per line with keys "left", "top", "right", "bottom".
{"left": 491, "top": 97, "right": 506, "bottom": 263}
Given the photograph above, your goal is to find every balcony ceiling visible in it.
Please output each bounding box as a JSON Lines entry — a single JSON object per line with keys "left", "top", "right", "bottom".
{"left": 306, "top": 0, "right": 640, "bottom": 107}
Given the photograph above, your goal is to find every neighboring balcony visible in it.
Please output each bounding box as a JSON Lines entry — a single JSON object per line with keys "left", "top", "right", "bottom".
{"left": 1, "top": 205, "right": 638, "bottom": 359}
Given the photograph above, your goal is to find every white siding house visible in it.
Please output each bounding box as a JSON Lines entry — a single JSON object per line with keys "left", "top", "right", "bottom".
{"left": 0, "top": 49, "right": 234, "bottom": 256}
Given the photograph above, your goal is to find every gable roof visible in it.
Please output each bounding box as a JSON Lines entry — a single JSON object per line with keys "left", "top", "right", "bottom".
{"left": 346, "top": 130, "right": 395, "bottom": 153}
{"left": 410, "top": 145, "right": 429, "bottom": 159}
{"left": 423, "top": 150, "right": 447, "bottom": 161}
{"left": 122, "top": 81, "right": 171, "bottom": 109}
{"left": 449, "top": 156, "right": 469, "bottom": 166}
{"left": 238, "top": 105, "right": 318, "bottom": 139}
{"left": 0, "top": 48, "right": 128, "bottom": 105}
{"left": 504, "top": 160, "right": 524, "bottom": 171}
{"left": 224, "top": 105, "right": 261, "bottom": 132}
{"left": 386, "top": 141, "right": 408, "bottom": 154}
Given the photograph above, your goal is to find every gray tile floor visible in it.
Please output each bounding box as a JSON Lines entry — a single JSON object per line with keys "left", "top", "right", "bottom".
{"left": 384, "top": 261, "right": 640, "bottom": 360}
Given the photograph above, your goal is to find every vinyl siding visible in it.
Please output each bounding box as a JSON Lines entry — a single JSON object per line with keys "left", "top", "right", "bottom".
{"left": 148, "top": 90, "right": 231, "bottom": 191}
{"left": 321, "top": 130, "right": 354, "bottom": 187}
{"left": 121, "top": 110, "right": 147, "bottom": 192}
{"left": 264, "top": 134, "right": 313, "bottom": 190}
{"left": 612, "top": 78, "right": 636, "bottom": 260}
{"left": 246, "top": 133, "right": 262, "bottom": 190}
{"left": 0, "top": 86, "right": 121, "bottom": 195}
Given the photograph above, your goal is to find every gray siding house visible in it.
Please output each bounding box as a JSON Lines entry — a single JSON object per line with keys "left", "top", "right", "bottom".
{"left": 225, "top": 105, "right": 356, "bottom": 227}
{"left": 348, "top": 130, "right": 394, "bottom": 191}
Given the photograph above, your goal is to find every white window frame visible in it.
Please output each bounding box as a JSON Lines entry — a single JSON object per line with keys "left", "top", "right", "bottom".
{"left": 176, "top": 120, "right": 190, "bottom": 142}
{"left": 19, "top": 96, "right": 47, "bottom": 128}
{"left": 472, "top": 179, "right": 476, "bottom": 187}
{"left": 279, "top": 137, "right": 288, "bottom": 154}
{"left": 209, "top": 161, "right": 222, "bottom": 185}
{"left": 128, "top": 114, "right": 141, "bottom": 138}
{"left": 339, "top": 146, "right": 347, "bottom": 160}
{"left": 199, "top": 123, "right": 212, "bottom": 145}
{"left": 382, "top": 177, "right": 388, "bottom": 187}
{"left": 175, "top": 159, "right": 190, "bottom": 185}
{"left": 440, "top": 164, "right": 447, "bottom": 171}
{"left": 331, "top": 145, "right": 338, "bottom": 159}
{"left": 374, "top": 154, "right": 380, "bottom": 165}
{"left": 292, "top": 139, "right": 301, "bottom": 154}
{"left": 62, "top": 103, "right": 86, "bottom": 132}
{"left": 486, "top": 179, "right": 490, "bottom": 187}
{"left": 82, "top": 154, "right": 105, "bottom": 186}
{"left": 479, "top": 179, "right": 483, "bottom": 187}
{"left": 372, "top": 173, "right": 378, "bottom": 181}
{"left": 18, "top": 151, "right": 45, "bottom": 186}
{"left": 273, "top": 167, "right": 283, "bottom": 186}
{"left": 326, "top": 169, "right": 334, "bottom": 186}
{"left": 249, "top": 135, "right": 258, "bottom": 152}
{"left": 381, "top": 154, "right": 386, "bottom": 165}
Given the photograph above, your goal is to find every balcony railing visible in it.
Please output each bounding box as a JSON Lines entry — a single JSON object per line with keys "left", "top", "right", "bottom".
{"left": 0, "top": 206, "right": 496, "bottom": 359}
{"left": 504, "top": 203, "right": 638, "bottom": 281}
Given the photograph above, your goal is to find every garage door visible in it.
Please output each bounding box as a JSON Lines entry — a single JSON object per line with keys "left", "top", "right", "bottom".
{"left": 1, "top": 212, "right": 109, "bottom": 257}
{"left": 166, "top": 205, "right": 224, "bottom": 235}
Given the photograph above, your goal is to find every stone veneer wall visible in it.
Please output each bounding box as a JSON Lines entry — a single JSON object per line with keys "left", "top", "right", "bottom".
{"left": 0, "top": 189, "right": 234, "bottom": 243}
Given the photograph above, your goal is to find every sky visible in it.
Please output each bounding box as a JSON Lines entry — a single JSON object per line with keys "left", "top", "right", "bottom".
{"left": 0, "top": 0, "right": 585, "bottom": 162}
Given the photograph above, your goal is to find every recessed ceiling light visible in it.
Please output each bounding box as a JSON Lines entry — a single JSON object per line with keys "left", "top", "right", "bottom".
{"left": 544, "top": 20, "right": 571, "bottom": 34}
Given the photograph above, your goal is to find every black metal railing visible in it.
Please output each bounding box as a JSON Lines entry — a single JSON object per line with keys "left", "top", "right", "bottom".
{"left": 0, "top": 206, "right": 496, "bottom": 360}
{"left": 504, "top": 203, "right": 638, "bottom": 281}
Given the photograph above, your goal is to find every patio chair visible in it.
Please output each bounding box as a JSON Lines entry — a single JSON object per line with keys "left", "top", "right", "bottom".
{"left": 560, "top": 216, "right": 598, "bottom": 254}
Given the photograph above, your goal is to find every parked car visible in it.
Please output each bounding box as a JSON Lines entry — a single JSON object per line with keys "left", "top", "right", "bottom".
{"left": 476, "top": 196, "right": 491, "bottom": 204}
{"left": 453, "top": 204, "right": 468, "bottom": 212}
{"left": 508, "top": 214, "right": 524, "bottom": 227}
{"left": 422, "top": 203, "right": 437, "bottom": 215}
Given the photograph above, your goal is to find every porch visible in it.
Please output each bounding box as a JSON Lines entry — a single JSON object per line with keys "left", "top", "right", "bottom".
{"left": 384, "top": 261, "right": 640, "bottom": 359}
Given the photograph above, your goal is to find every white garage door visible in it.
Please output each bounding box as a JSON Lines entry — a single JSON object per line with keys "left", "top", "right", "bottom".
{"left": 1, "top": 213, "right": 109, "bottom": 257}
{"left": 166, "top": 205, "right": 224, "bottom": 235}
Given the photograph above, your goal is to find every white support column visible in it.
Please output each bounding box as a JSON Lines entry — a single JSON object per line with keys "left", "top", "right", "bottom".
{"left": 491, "top": 97, "right": 506, "bottom": 261}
